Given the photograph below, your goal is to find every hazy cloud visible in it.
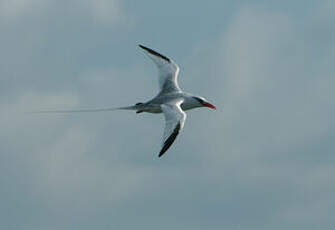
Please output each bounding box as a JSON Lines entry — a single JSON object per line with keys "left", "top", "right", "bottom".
{"left": 0, "top": 1, "right": 334, "bottom": 230}
{"left": 0, "top": 0, "right": 123, "bottom": 24}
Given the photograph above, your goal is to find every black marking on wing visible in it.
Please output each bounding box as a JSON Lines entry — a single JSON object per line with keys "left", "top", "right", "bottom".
{"left": 139, "top": 45, "right": 171, "bottom": 63}
{"left": 158, "top": 122, "right": 181, "bottom": 158}
{"left": 193, "top": 96, "right": 204, "bottom": 104}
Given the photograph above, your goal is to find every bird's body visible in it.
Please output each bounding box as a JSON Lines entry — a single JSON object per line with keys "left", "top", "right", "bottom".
{"left": 35, "top": 45, "right": 216, "bottom": 157}
{"left": 134, "top": 92, "right": 205, "bottom": 114}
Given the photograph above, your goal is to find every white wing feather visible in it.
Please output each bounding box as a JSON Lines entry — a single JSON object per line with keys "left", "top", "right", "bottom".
{"left": 139, "top": 45, "right": 181, "bottom": 94}
{"left": 159, "top": 99, "right": 186, "bottom": 157}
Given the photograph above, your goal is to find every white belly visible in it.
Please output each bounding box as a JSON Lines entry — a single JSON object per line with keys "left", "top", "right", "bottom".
{"left": 142, "top": 105, "right": 163, "bottom": 113}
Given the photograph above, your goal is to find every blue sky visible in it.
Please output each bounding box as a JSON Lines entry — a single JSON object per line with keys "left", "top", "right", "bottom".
{"left": 0, "top": 0, "right": 334, "bottom": 229}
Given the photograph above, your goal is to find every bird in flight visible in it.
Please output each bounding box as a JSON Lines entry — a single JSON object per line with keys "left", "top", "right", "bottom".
{"left": 36, "top": 45, "right": 216, "bottom": 157}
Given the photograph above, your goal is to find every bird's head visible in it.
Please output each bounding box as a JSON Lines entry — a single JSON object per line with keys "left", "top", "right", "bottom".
{"left": 192, "top": 96, "right": 216, "bottom": 110}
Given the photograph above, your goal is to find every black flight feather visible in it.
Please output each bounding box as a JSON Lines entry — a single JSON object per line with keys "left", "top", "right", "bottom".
{"left": 139, "top": 44, "right": 171, "bottom": 63}
{"left": 158, "top": 122, "right": 181, "bottom": 157}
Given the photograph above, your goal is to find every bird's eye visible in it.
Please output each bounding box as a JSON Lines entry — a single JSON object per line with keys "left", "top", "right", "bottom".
{"left": 193, "top": 97, "right": 204, "bottom": 104}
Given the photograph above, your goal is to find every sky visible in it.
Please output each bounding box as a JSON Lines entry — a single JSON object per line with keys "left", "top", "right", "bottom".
{"left": 0, "top": 0, "right": 334, "bottom": 229}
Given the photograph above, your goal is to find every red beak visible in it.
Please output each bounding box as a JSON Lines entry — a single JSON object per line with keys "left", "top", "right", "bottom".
{"left": 203, "top": 102, "right": 216, "bottom": 110}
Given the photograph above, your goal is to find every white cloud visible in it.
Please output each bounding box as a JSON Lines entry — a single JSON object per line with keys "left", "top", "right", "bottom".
{"left": 0, "top": 0, "right": 124, "bottom": 25}
{"left": 0, "top": 0, "right": 48, "bottom": 20}
{"left": 0, "top": 90, "right": 153, "bottom": 213}
{"left": 182, "top": 4, "right": 335, "bottom": 228}
{"left": 0, "top": 1, "right": 335, "bottom": 229}
{"left": 212, "top": 5, "right": 333, "bottom": 153}
{"left": 83, "top": 0, "right": 123, "bottom": 24}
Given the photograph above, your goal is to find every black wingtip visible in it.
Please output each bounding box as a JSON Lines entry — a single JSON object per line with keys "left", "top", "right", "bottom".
{"left": 139, "top": 44, "right": 150, "bottom": 51}
{"left": 158, "top": 123, "right": 181, "bottom": 158}
{"left": 138, "top": 44, "right": 171, "bottom": 63}
{"left": 158, "top": 149, "right": 166, "bottom": 158}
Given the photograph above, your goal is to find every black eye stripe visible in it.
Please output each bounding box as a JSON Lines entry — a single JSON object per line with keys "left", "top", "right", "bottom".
{"left": 193, "top": 97, "right": 204, "bottom": 104}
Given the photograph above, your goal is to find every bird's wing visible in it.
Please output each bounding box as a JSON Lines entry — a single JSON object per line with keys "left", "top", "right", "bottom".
{"left": 139, "top": 45, "right": 181, "bottom": 94}
{"left": 159, "top": 99, "right": 186, "bottom": 157}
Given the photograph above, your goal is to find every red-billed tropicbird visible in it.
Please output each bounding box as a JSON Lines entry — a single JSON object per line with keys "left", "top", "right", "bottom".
{"left": 35, "top": 45, "right": 216, "bottom": 157}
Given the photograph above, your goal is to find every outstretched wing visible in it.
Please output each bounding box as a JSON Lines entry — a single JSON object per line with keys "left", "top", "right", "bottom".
{"left": 139, "top": 45, "right": 181, "bottom": 94}
{"left": 159, "top": 99, "right": 186, "bottom": 157}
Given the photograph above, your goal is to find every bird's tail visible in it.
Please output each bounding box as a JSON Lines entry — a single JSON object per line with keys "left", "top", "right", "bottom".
{"left": 28, "top": 104, "right": 140, "bottom": 114}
